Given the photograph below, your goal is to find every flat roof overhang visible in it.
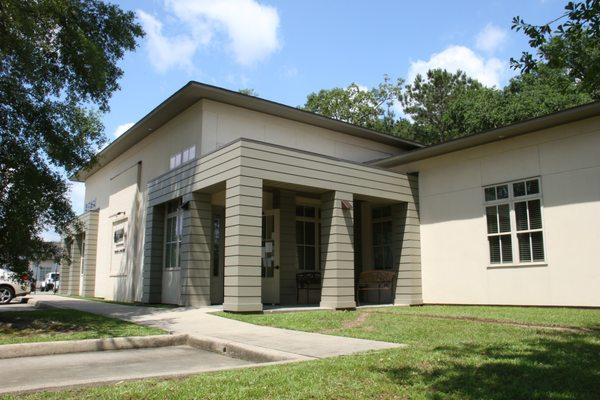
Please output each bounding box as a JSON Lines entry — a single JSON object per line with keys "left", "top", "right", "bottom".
{"left": 73, "top": 82, "right": 423, "bottom": 182}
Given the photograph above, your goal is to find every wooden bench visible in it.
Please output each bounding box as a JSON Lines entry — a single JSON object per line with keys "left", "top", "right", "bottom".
{"left": 355, "top": 270, "right": 396, "bottom": 305}
{"left": 296, "top": 271, "right": 321, "bottom": 304}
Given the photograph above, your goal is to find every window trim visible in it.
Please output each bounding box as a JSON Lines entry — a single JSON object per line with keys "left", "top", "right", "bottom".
{"left": 295, "top": 204, "right": 320, "bottom": 271}
{"left": 483, "top": 177, "right": 548, "bottom": 268}
{"left": 163, "top": 200, "right": 183, "bottom": 270}
{"left": 372, "top": 205, "right": 394, "bottom": 270}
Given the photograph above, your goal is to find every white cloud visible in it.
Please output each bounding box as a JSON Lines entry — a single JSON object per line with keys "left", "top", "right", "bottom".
{"left": 167, "top": 0, "right": 280, "bottom": 66}
{"left": 138, "top": 0, "right": 280, "bottom": 72}
{"left": 476, "top": 23, "right": 507, "bottom": 53}
{"left": 113, "top": 122, "right": 134, "bottom": 138}
{"left": 408, "top": 45, "right": 504, "bottom": 87}
{"left": 137, "top": 10, "right": 199, "bottom": 73}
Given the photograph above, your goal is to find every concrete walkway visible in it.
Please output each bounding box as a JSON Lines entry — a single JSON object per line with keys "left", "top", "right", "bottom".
{"left": 30, "top": 294, "right": 401, "bottom": 359}
{"left": 1, "top": 345, "right": 253, "bottom": 394}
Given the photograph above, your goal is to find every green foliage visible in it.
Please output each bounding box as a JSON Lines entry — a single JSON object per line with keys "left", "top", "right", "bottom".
{"left": 0, "top": 0, "right": 143, "bottom": 273}
{"left": 511, "top": 0, "right": 600, "bottom": 99}
{"left": 446, "top": 66, "right": 592, "bottom": 137}
{"left": 302, "top": 75, "right": 412, "bottom": 138}
{"left": 402, "top": 69, "right": 485, "bottom": 144}
{"left": 238, "top": 88, "right": 259, "bottom": 96}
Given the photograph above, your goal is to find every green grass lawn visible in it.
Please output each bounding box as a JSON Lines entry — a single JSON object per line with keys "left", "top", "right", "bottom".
{"left": 0, "top": 309, "right": 165, "bottom": 345}
{"left": 3, "top": 306, "right": 599, "bottom": 400}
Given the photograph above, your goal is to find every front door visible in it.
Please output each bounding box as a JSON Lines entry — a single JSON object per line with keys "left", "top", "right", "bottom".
{"left": 261, "top": 210, "right": 280, "bottom": 304}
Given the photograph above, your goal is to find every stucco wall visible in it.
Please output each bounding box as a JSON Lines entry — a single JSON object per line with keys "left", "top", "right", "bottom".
{"left": 393, "top": 116, "right": 600, "bottom": 307}
{"left": 84, "top": 99, "right": 406, "bottom": 301}
{"left": 200, "top": 100, "right": 401, "bottom": 162}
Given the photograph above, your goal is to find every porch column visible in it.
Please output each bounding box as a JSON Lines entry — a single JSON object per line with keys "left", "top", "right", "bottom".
{"left": 223, "top": 176, "right": 263, "bottom": 312}
{"left": 67, "top": 235, "right": 82, "bottom": 295}
{"left": 393, "top": 174, "right": 423, "bottom": 305}
{"left": 320, "top": 191, "right": 356, "bottom": 309}
{"left": 180, "top": 192, "right": 212, "bottom": 307}
{"left": 59, "top": 238, "right": 71, "bottom": 295}
{"left": 142, "top": 204, "right": 165, "bottom": 303}
{"left": 81, "top": 211, "right": 98, "bottom": 297}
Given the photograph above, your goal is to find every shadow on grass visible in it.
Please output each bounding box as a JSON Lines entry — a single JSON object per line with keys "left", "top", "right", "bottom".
{"left": 379, "top": 332, "right": 600, "bottom": 400}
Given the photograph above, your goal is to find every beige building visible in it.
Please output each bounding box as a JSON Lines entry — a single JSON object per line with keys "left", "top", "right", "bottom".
{"left": 60, "top": 82, "right": 600, "bottom": 309}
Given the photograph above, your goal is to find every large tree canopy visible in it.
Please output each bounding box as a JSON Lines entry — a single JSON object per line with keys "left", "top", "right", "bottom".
{"left": 0, "top": 0, "right": 143, "bottom": 274}
{"left": 302, "top": 1, "right": 596, "bottom": 146}
{"left": 302, "top": 76, "right": 410, "bottom": 136}
{"left": 511, "top": 0, "right": 600, "bottom": 99}
{"left": 401, "top": 69, "right": 485, "bottom": 144}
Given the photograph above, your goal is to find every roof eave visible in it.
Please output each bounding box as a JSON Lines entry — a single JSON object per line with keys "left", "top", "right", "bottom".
{"left": 73, "top": 81, "right": 423, "bottom": 182}
{"left": 372, "top": 101, "right": 600, "bottom": 169}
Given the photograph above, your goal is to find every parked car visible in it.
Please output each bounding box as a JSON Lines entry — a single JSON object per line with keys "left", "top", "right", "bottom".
{"left": 40, "top": 272, "right": 60, "bottom": 292}
{"left": 0, "top": 268, "right": 31, "bottom": 304}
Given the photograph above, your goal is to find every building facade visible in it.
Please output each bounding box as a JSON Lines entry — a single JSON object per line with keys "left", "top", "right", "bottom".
{"left": 59, "top": 82, "right": 600, "bottom": 309}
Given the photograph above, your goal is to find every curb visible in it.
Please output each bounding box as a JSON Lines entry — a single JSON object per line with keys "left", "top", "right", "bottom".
{"left": 187, "top": 335, "right": 314, "bottom": 363}
{"left": 0, "top": 334, "right": 188, "bottom": 360}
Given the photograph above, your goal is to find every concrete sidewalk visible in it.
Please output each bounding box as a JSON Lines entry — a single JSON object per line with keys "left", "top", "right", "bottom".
{"left": 30, "top": 295, "right": 401, "bottom": 359}
{"left": 0, "top": 345, "right": 254, "bottom": 394}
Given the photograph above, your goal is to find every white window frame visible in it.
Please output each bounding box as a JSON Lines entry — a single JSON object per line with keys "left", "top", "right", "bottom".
{"left": 170, "top": 145, "right": 196, "bottom": 170}
{"left": 483, "top": 177, "right": 547, "bottom": 268}
{"left": 296, "top": 204, "right": 320, "bottom": 271}
{"left": 163, "top": 201, "right": 183, "bottom": 270}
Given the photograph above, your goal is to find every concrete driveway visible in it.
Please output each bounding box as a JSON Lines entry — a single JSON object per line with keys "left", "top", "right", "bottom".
{"left": 0, "top": 345, "right": 253, "bottom": 394}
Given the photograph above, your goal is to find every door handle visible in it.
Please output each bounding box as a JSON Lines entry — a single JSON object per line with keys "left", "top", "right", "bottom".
{"left": 274, "top": 265, "right": 280, "bottom": 270}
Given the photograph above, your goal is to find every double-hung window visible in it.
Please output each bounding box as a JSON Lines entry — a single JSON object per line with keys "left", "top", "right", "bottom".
{"left": 164, "top": 199, "right": 182, "bottom": 269}
{"left": 484, "top": 178, "right": 545, "bottom": 265}
{"left": 296, "top": 205, "right": 319, "bottom": 270}
{"left": 372, "top": 206, "right": 393, "bottom": 270}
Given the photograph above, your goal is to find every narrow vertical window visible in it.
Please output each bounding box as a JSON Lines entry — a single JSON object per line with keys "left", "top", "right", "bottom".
{"left": 372, "top": 206, "right": 393, "bottom": 270}
{"left": 296, "top": 205, "right": 319, "bottom": 270}
{"left": 164, "top": 199, "right": 182, "bottom": 269}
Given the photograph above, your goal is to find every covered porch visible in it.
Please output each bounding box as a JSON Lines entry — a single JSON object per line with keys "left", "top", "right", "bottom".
{"left": 143, "top": 138, "right": 421, "bottom": 312}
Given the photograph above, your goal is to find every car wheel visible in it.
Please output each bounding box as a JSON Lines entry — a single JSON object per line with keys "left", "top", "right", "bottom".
{"left": 0, "top": 286, "right": 14, "bottom": 304}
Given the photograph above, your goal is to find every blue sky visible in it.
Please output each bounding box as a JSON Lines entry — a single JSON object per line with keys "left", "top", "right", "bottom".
{"left": 47, "top": 0, "right": 568, "bottom": 240}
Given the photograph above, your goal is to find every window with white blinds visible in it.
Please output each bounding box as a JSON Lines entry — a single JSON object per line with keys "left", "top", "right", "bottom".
{"left": 484, "top": 178, "right": 545, "bottom": 265}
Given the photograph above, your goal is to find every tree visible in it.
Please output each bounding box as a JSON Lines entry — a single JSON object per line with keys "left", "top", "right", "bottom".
{"left": 511, "top": 0, "right": 600, "bottom": 99}
{"left": 302, "top": 75, "right": 410, "bottom": 136}
{"left": 402, "top": 69, "right": 486, "bottom": 144}
{"left": 0, "top": 0, "right": 143, "bottom": 274}
{"left": 446, "top": 65, "right": 591, "bottom": 137}
{"left": 239, "top": 88, "right": 259, "bottom": 96}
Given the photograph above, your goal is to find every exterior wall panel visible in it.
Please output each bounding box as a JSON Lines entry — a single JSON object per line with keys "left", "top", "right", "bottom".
{"left": 393, "top": 116, "right": 600, "bottom": 307}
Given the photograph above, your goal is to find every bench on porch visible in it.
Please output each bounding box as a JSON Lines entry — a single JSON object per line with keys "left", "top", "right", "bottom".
{"left": 296, "top": 272, "right": 321, "bottom": 304}
{"left": 355, "top": 270, "right": 396, "bottom": 306}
